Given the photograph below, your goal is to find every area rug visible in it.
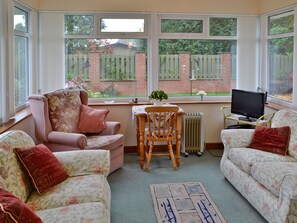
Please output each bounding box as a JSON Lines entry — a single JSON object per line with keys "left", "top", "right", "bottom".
{"left": 150, "top": 182, "right": 227, "bottom": 223}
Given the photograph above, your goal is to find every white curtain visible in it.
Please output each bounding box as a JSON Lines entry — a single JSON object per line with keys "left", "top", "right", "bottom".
{"left": 237, "top": 15, "right": 260, "bottom": 91}
{"left": 0, "top": 0, "right": 14, "bottom": 124}
{"left": 39, "top": 12, "right": 65, "bottom": 93}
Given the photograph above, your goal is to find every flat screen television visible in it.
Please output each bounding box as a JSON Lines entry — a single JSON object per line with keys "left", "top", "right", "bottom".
{"left": 231, "top": 89, "right": 265, "bottom": 121}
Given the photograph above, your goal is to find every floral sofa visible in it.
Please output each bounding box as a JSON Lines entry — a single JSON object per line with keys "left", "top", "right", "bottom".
{"left": 221, "top": 109, "right": 297, "bottom": 223}
{"left": 0, "top": 130, "right": 111, "bottom": 223}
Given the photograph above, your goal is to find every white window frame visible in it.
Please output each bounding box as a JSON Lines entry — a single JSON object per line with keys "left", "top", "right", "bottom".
{"left": 13, "top": 4, "right": 31, "bottom": 111}
{"left": 260, "top": 6, "right": 297, "bottom": 108}
{"left": 64, "top": 12, "right": 150, "bottom": 101}
{"left": 155, "top": 13, "right": 240, "bottom": 100}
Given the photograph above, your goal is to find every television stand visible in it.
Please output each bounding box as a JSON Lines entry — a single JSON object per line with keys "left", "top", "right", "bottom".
{"left": 227, "top": 124, "right": 256, "bottom": 129}
{"left": 221, "top": 106, "right": 275, "bottom": 129}
{"left": 238, "top": 116, "right": 258, "bottom": 122}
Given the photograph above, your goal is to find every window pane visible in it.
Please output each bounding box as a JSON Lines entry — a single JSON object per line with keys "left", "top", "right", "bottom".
{"left": 100, "top": 19, "right": 144, "bottom": 32}
{"left": 210, "top": 18, "right": 237, "bottom": 36}
{"left": 269, "top": 11, "right": 294, "bottom": 36}
{"left": 14, "top": 36, "right": 29, "bottom": 106}
{"left": 65, "top": 38, "right": 147, "bottom": 98}
{"left": 14, "top": 7, "right": 28, "bottom": 32}
{"left": 158, "top": 39, "right": 237, "bottom": 97}
{"left": 268, "top": 37, "right": 293, "bottom": 102}
{"left": 161, "top": 19, "right": 203, "bottom": 33}
{"left": 64, "top": 15, "right": 94, "bottom": 35}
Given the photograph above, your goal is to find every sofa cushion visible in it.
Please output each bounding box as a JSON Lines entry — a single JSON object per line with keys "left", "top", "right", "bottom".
{"left": 77, "top": 105, "right": 109, "bottom": 134}
{"left": 44, "top": 90, "right": 81, "bottom": 133}
{"left": 249, "top": 125, "right": 290, "bottom": 155}
{"left": 85, "top": 134, "right": 124, "bottom": 151}
{"left": 35, "top": 202, "right": 109, "bottom": 223}
{"left": 0, "top": 131, "right": 35, "bottom": 202}
{"left": 251, "top": 162, "right": 297, "bottom": 197}
{"left": 272, "top": 109, "right": 297, "bottom": 159}
{"left": 14, "top": 144, "right": 68, "bottom": 195}
{"left": 0, "top": 188, "right": 43, "bottom": 223}
{"left": 228, "top": 147, "right": 295, "bottom": 174}
{"left": 26, "top": 174, "right": 110, "bottom": 211}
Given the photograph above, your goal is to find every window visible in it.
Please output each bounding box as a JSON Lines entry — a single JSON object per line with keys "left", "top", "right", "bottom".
{"left": 158, "top": 16, "right": 237, "bottom": 98}
{"left": 14, "top": 6, "right": 29, "bottom": 107}
{"left": 64, "top": 14, "right": 148, "bottom": 99}
{"left": 64, "top": 14, "right": 238, "bottom": 99}
{"left": 161, "top": 19, "right": 203, "bottom": 33}
{"left": 267, "top": 11, "right": 294, "bottom": 102}
{"left": 64, "top": 15, "right": 94, "bottom": 35}
{"left": 209, "top": 17, "right": 237, "bottom": 36}
{"left": 100, "top": 18, "right": 145, "bottom": 32}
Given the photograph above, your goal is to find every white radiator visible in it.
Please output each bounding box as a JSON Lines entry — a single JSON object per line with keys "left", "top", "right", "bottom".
{"left": 181, "top": 112, "right": 205, "bottom": 157}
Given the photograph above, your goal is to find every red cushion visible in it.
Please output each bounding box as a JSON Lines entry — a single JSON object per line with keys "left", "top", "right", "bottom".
{"left": 249, "top": 125, "right": 291, "bottom": 155}
{"left": 0, "top": 188, "right": 43, "bottom": 223}
{"left": 77, "top": 104, "right": 109, "bottom": 133}
{"left": 14, "top": 144, "right": 68, "bottom": 194}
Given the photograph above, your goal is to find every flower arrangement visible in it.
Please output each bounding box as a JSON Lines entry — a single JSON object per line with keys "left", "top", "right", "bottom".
{"left": 197, "top": 90, "right": 207, "bottom": 96}
{"left": 197, "top": 90, "right": 207, "bottom": 101}
{"left": 148, "top": 90, "right": 168, "bottom": 101}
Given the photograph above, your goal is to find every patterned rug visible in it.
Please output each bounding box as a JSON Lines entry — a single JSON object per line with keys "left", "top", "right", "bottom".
{"left": 150, "top": 182, "right": 227, "bottom": 223}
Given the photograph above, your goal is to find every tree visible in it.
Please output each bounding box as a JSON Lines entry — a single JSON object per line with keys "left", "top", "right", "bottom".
{"left": 269, "top": 13, "right": 294, "bottom": 56}
{"left": 65, "top": 15, "right": 107, "bottom": 54}
{"left": 158, "top": 18, "right": 237, "bottom": 55}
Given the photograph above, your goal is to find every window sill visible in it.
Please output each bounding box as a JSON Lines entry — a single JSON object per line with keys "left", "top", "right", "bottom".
{"left": 266, "top": 102, "right": 291, "bottom": 111}
{"left": 89, "top": 100, "right": 232, "bottom": 106}
{"left": 0, "top": 107, "right": 32, "bottom": 134}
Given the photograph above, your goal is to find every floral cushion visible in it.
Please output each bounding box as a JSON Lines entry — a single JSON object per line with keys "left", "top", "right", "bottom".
{"left": 35, "top": 202, "right": 109, "bottom": 223}
{"left": 54, "top": 150, "right": 110, "bottom": 177}
{"left": 85, "top": 134, "right": 124, "bottom": 150}
{"left": 44, "top": 90, "right": 81, "bottom": 133}
{"left": 251, "top": 162, "right": 297, "bottom": 197}
{"left": 26, "top": 175, "right": 110, "bottom": 211}
{"left": 0, "top": 131, "right": 35, "bottom": 202}
{"left": 272, "top": 109, "right": 297, "bottom": 159}
{"left": 228, "top": 147, "right": 295, "bottom": 174}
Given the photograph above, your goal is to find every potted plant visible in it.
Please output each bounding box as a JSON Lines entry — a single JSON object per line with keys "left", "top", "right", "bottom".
{"left": 149, "top": 90, "right": 168, "bottom": 105}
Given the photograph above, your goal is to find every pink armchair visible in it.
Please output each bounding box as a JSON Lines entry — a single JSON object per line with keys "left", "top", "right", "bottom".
{"left": 29, "top": 89, "right": 124, "bottom": 173}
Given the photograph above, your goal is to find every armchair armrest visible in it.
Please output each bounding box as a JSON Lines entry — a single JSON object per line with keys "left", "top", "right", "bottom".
{"left": 54, "top": 150, "right": 110, "bottom": 177}
{"left": 221, "top": 129, "right": 254, "bottom": 152}
{"left": 47, "top": 131, "right": 87, "bottom": 149}
{"left": 100, "top": 121, "right": 121, "bottom": 135}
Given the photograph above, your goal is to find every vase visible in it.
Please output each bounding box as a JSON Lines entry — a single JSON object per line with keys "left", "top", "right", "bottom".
{"left": 200, "top": 95, "right": 204, "bottom": 101}
{"left": 153, "top": 100, "right": 163, "bottom": 106}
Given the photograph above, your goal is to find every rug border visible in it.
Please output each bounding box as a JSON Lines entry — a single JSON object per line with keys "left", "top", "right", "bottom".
{"left": 149, "top": 182, "right": 227, "bottom": 223}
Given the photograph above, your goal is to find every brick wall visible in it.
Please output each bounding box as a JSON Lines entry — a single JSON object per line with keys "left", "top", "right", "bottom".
{"left": 88, "top": 50, "right": 233, "bottom": 96}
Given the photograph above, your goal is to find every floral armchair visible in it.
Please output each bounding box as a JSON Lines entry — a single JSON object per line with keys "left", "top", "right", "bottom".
{"left": 29, "top": 89, "right": 124, "bottom": 173}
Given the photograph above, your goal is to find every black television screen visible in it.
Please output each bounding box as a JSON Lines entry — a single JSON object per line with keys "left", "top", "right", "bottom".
{"left": 231, "top": 89, "right": 265, "bottom": 120}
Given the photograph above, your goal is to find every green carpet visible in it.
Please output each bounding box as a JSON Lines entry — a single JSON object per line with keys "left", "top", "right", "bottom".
{"left": 108, "top": 150, "right": 268, "bottom": 223}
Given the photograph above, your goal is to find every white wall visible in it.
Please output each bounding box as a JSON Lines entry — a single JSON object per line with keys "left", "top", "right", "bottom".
{"left": 95, "top": 103, "right": 228, "bottom": 146}
{"left": 37, "top": 0, "right": 260, "bottom": 14}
